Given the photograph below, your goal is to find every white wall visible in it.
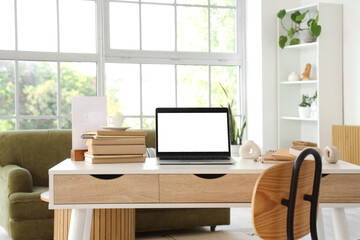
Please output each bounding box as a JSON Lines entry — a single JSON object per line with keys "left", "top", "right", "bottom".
{"left": 245, "top": 0, "right": 298, "bottom": 152}
{"left": 300, "top": 0, "right": 360, "bottom": 125}
{"left": 246, "top": 0, "right": 360, "bottom": 153}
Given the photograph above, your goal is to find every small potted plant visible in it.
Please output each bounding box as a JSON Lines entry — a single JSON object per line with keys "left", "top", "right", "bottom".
{"left": 219, "top": 83, "right": 247, "bottom": 156}
{"left": 298, "top": 91, "right": 317, "bottom": 118}
{"left": 277, "top": 9, "right": 322, "bottom": 48}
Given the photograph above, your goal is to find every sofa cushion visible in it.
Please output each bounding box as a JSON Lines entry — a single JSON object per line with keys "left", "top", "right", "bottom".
{"left": 8, "top": 187, "right": 53, "bottom": 220}
{"left": 0, "top": 130, "right": 72, "bottom": 187}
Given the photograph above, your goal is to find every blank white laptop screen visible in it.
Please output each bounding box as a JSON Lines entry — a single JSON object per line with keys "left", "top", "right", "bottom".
{"left": 157, "top": 112, "right": 229, "bottom": 152}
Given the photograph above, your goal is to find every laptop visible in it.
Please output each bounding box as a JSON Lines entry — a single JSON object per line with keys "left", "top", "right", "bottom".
{"left": 156, "top": 107, "right": 235, "bottom": 165}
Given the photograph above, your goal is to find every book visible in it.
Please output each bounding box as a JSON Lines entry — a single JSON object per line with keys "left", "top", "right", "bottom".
{"left": 85, "top": 155, "right": 145, "bottom": 164}
{"left": 87, "top": 144, "right": 146, "bottom": 155}
{"left": 86, "top": 137, "right": 145, "bottom": 146}
{"left": 85, "top": 152, "right": 143, "bottom": 159}
{"left": 86, "top": 130, "right": 147, "bottom": 137}
{"left": 270, "top": 149, "right": 296, "bottom": 160}
{"left": 259, "top": 151, "right": 295, "bottom": 163}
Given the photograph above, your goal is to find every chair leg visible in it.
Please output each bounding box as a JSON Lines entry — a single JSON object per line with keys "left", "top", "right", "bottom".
{"left": 210, "top": 226, "right": 216, "bottom": 232}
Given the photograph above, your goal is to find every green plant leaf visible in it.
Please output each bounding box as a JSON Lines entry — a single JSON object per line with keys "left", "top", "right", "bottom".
{"left": 310, "top": 22, "right": 321, "bottom": 37}
{"left": 277, "top": 9, "right": 286, "bottom": 19}
{"left": 288, "top": 28, "right": 295, "bottom": 39}
{"left": 290, "top": 38, "right": 300, "bottom": 45}
{"left": 279, "top": 36, "right": 287, "bottom": 49}
{"left": 295, "top": 10, "right": 309, "bottom": 22}
{"left": 307, "top": 19, "right": 315, "bottom": 27}
{"left": 291, "top": 11, "right": 301, "bottom": 23}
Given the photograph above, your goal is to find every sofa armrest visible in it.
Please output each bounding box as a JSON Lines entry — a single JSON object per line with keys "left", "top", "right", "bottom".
{"left": 0, "top": 165, "right": 33, "bottom": 195}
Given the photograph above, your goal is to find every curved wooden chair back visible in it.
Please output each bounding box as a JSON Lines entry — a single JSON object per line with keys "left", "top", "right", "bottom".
{"left": 251, "top": 160, "right": 317, "bottom": 240}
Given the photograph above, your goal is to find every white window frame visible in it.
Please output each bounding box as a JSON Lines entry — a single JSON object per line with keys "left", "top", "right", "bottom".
{"left": 0, "top": 0, "right": 100, "bottom": 130}
{"left": 0, "top": 0, "right": 246, "bottom": 130}
{"left": 104, "top": 0, "right": 243, "bottom": 65}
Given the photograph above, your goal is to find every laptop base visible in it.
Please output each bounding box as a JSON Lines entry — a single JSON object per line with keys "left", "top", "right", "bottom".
{"left": 157, "top": 158, "right": 236, "bottom": 165}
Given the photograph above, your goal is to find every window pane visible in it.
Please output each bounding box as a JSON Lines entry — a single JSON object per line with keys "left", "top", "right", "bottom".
{"left": 142, "top": 64, "right": 175, "bottom": 115}
{"left": 143, "top": 117, "right": 155, "bottom": 130}
{"left": 59, "top": 0, "right": 96, "bottom": 53}
{"left": 61, "top": 118, "right": 72, "bottom": 129}
{"left": 142, "top": 4, "right": 175, "bottom": 51}
{"left": 110, "top": 2, "right": 140, "bottom": 50}
{"left": 19, "top": 119, "right": 57, "bottom": 130}
{"left": 17, "top": 0, "right": 57, "bottom": 51}
{"left": 123, "top": 117, "right": 140, "bottom": 129}
{"left": 0, "top": 119, "right": 15, "bottom": 131}
{"left": 19, "top": 61, "right": 57, "bottom": 116}
{"left": 61, "top": 62, "right": 97, "bottom": 116}
{"left": 0, "top": 0, "right": 15, "bottom": 50}
{"left": 210, "top": 0, "right": 235, "bottom": 6}
{"left": 177, "top": 0, "right": 207, "bottom": 5}
{"left": 211, "top": 66, "right": 239, "bottom": 114}
{"left": 177, "top": 6, "right": 208, "bottom": 52}
{"left": 142, "top": 0, "right": 174, "bottom": 3}
{"left": 0, "top": 61, "right": 15, "bottom": 116}
{"left": 210, "top": 8, "right": 235, "bottom": 52}
{"left": 177, "top": 65, "right": 208, "bottom": 107}
{"left": 106, "top": 63, "right": 140, "bottom": 115}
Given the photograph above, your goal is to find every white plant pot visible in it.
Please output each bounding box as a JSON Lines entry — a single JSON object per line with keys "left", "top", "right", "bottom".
{"left": 299, "top": 29, "right": 317, "bottom": 43}
{"left": 231, "top": 144, "right": 241, "bottom": 157}
{"left": 298, "top": 106, "right": 310, "bottom": 118}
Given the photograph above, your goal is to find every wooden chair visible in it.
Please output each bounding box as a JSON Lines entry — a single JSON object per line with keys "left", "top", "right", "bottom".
{"left": 252, "top": 148, "right": 322, "bottom": 240}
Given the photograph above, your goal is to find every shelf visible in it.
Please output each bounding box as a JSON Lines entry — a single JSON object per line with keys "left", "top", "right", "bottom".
{"left": 280, "top": 116, "right": 318, "bottom": 121}
{"left": 280, "top": 80, "right": 318, "bottom": 85}
{"left": 283, "top": 42, "right": 318, "bottom": 50}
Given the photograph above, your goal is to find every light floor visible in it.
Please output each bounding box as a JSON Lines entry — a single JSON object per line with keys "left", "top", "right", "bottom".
{"left": 1, "top": 208, "right": 359, "bottom": 240}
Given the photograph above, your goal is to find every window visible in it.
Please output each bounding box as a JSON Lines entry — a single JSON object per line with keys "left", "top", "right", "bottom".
{"left": 0, "top": 0, "right": 97, "bottom": 130}
{"left": 0, "top": 0, "right": 244, "bottom": 131}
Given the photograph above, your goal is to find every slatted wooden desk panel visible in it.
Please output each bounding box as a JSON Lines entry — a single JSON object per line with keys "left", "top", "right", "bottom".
{"left": 48, "top": 158, "right": 360, "bottom": 240}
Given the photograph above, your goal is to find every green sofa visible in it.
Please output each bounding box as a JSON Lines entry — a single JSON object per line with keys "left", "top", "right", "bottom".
{"left": 0, "top": 130, "right": 230, "bottom": 240}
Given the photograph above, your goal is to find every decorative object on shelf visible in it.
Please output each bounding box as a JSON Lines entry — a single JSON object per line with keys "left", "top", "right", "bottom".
{"left": 298, "top": 91, "right": 317, "bottom": 118}
{"left": 301, "top": 63, "right": 312, "bottom": 81}
{"left": 277, "top": 9, "right": 322, "bottom": 48}
{"left": 240, "top": 140, "right": 261, "bottom": 159}
{"left": 298, "top": 94, "right": 311, "bottom": 118}
{"left": 310, "top": 98, "right": 318, "bottom": 118}
{"left": 288, "top": 72, "right": 300, "bottom": 82}
{"left": 323, "top": 146, "right": 340, "bottom": 164}
{"left": 219, "top": 82, "right": 247, "bottom": 149}
{"left": 292, "top": 141, "right": 317, "bottom": 147}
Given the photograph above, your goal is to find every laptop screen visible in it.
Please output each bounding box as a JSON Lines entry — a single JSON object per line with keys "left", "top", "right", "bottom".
{"left": 156, "top": 108, "right": 230, "bottom": 157}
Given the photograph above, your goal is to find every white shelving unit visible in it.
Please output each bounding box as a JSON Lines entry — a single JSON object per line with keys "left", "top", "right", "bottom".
{"left": 278, "top": 3, "right": 343, "bottom": 148}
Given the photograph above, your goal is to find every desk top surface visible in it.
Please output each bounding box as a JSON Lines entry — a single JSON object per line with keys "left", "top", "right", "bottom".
{"left": 49, "top": 158, "right": 360, "bottom": 175}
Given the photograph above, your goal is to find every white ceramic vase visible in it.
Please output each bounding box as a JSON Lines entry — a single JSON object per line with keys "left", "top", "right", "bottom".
{"left": 288, "top": 72, "right": 300, "bottom": 82}
{"left": 298, "top": 106, "right": 310, "bottom": 118}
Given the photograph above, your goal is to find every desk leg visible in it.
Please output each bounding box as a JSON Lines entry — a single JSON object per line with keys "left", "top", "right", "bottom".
{"left": 331, "top": 208, "right": 350, "bottom": 240}
{"left": 68, "top": 209, "right": 93, "bottom": 240}
{"left": 317, "top": 208, "right": 325, "bottom": 240}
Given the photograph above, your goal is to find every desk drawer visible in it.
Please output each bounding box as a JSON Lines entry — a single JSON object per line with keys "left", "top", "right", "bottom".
{"left": 54, "top": 174, "right": 159, "bottom": 204}
{"left": 160, "top": 174, "right": 259, "bottom": 203}
{"left": 320, "top": 174, "right": 360, "bottom": 203}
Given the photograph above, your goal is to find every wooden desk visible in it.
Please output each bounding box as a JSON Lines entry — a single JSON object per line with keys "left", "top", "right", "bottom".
{"left": 48, "top": 158, "right": 360, "bottom": 240}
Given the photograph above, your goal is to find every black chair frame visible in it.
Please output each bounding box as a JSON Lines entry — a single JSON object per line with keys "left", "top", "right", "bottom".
{"left": 281, "top": 148, "right": 322, "bottom": 240}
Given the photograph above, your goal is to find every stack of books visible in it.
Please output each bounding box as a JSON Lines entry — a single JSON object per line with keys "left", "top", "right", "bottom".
{"left": 83, "top": 130, "right": 147, "bottom": 164}
{"left": 259, "top": 149, "right": 296, "bottom": 164}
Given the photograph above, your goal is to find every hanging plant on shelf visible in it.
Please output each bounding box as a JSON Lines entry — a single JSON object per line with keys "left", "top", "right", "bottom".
{"left": 277, "top": 9, "right": 322, "bottom": 49}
